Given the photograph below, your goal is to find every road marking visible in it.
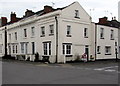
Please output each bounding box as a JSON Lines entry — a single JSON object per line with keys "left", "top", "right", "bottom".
{"left": 104, "top": 69, "right": 116, "bottom": 72}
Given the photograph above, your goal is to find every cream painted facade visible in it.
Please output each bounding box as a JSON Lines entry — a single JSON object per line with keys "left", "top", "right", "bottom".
{"left": 0, "top": 2, "right": 119, "bottom": 63}
{"left": 95, "top": 25, "right": 119, "bottom": 60}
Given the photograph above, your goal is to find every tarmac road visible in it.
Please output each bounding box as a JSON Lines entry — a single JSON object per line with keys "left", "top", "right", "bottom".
{"left": 2, "top": 60, "right": 119, "bottom": 84}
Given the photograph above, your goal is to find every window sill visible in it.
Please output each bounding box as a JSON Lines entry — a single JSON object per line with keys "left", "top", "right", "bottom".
{"left": 49, "top": 34, "right": 54, "bottom": 36}
{"left": 40, "top": 35, "right": 45, "bottom": 37}
{"left": 100, "top": 38, "right": 104, "bottom": 39}
{"left": 97, "top": 52, "right": 101, "bottom": 54}
{"left": 75, "top": 16, "right": 80, "bottom": 19}
{"left": 65, "top": 55, "right": 73, "bottom": 57}
{"left": 84, "top": 36, "right": 88, "bottom": 38}
{"left": 105, "top": 53, "right": 111, "bottom": 55}
{"left": 66, "top": 35, "right": 72, "bottom": 37}
{"left": 23, "top": 37, "right": 27, "bottom": 39}
{"left": 31, "top": 36, "right": 35, "bottom": 38}
{"left": 110, "top": 39, "right": 114, "bottom": 40}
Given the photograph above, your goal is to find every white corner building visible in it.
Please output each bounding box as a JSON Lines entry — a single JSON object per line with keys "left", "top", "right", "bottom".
{"left": 0, "top": 2, "right": 119, "bottom": 63}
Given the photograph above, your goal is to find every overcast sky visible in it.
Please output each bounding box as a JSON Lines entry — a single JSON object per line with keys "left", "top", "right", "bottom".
{"left": 0, "top": 0, "right": 119, "bottom": 22}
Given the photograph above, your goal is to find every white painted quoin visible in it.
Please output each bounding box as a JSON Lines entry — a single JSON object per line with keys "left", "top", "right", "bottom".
{"left": 0, "top": 2, "right": 119, "bottom": 63}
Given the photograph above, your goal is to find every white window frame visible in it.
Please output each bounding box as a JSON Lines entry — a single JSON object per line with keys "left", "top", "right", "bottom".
{"left": 15, "top": 32, "right": 17, "bottom": 40}
{"left": 110, "top": 29, "right": 114, "bottom": 40}
{"left": 21, "top": 43, "right": 24, "bottom": 54}
{"left": 16, "top": 45, "right": 18, "bottom": 53}
{"left": 9, "top": 34, "right": 11, "bottom": 41}
{"left": 0, "top": 34, "right": 2, "bottom": 40}
{"left": 24, "top": 29, "right": 27, "bottom": 37}
{"left": 66, "top": 25, "right": 71, "bottom": 37}
{"left": 0, "top": 45, "right": 2, "bottom": 53}
{"left": 100, "top": 28, "right": 104, "bottom": 39}
{"left": 49, "top": 24, "right": 54, "bottom": 35}
{"left": 75, "top": 10, "right": 79, "bottom": 18}
{"left": 43, "top": 42, "right": 51, "bottom": 55}
{"left": 31, "top": 27, "right": 35, "bottom": 37}
{"left": 105, "top": 46, "right": 111, "bottom": 55}
{"left": 97, "top": 46, "right": 101, "bottom": 54}
{"left": 63, "top": 43, "right": 72, "bottom": 55}
{"left": 84, "top": 28, "right": 88, "bottom": 38}
{"left": 13, "top": 45, "right": 15, "bottom": 54}
{"left": 41, "top": 26, "right": 45, "bottom": 37}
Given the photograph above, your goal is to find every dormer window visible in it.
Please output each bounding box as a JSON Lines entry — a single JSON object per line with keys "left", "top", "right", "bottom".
{"left": 75, "top": 10, "right": 79, "bottom": 18}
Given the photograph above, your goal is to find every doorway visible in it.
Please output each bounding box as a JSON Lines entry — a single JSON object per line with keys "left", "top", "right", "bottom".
{"left": 85, "top": 45, "right": 89, "bottom": 61}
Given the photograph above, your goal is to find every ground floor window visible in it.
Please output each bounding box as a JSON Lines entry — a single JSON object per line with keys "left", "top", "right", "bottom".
{"left": 97, "top": 46, "right": 101, "bottom": 54}
{"left": 62, "top": 43, "right": 72, "bottom": 55}
{"left": 119, "top": 46, "right": 120, "bottom": 54}
{"left": 0, "top": 45, "right": 2, "bottom": 53}
{"left": 8, "top": 45, "right": 11, "bottom": 54}
{"left": 105, "top": 46, "right": 111, "bottom": 55}
{"left": 43, "top": 42, "right": 51, "bottom": 55}
{"left": 21, "top": 42, "right": 28, "bottom": 54}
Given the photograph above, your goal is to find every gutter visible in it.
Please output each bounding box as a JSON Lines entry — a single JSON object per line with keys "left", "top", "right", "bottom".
{"left": 55, "top": 16, "right": 58, "bottom": 63}
{"left": 4, "top": 26, "right": 7, "bottom": 57}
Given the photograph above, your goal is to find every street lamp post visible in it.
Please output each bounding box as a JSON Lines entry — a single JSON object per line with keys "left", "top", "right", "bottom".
{"left": 115, "top": 42, "right": 118, "bottom": 62}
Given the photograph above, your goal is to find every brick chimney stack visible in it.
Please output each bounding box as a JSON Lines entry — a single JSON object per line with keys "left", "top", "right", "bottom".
{"left": 44, "top": 5, "right": 53, "bottom": 14}
{"left": 98, "top": 17, "right": 108, "bottom": 25}
{"left": 10, "top": 12, "right": 17, "bottom": 23}
{"left": 25, "top": 9, "right": 34, "bottom": 17}
{"left": 0, "top": 17, "right": 7, "bottom": 27}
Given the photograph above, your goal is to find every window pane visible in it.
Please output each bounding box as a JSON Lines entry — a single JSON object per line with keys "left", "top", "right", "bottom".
{"left": 67, "top": 25, "right": 71, "bottom": 35}
{"left": 84, "top": 28, "right": 88, "bottom": 37}
{"left": 50, "top": 25, "right": 54, "bottom": 34}
{"left": 41, "top": 27, "right": 45, "bottom": 35}
{"left": 16, "top": 45, "right": 18, "bottom": 53}
{"left": 63, "top": 45, "right": 65, "bottom": 54}
{"left": 24, "top": 29, "right": 27, "bottom": 37}
{"left": 31, "top": 27, "right": 35, "bottom": 36}
{"left": 15, "top": 32, "right": 17, "bottom": 40}
{"left": 49, "top": 43, "right": 51, "bottom": 55}
{"left": 100, "top": 28, "right": 104, "bottom": 38}
{"left": 75, "top": 10, "right": 79, "bottom": 18}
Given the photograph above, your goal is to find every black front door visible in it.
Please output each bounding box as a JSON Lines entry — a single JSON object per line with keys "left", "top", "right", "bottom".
{"left": 85, "top": 46, "right": 89, "bottom": 61}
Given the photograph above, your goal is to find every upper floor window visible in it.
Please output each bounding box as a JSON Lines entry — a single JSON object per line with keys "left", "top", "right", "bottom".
{"left": 0, "top": 34, "right": 2, "bottom": 40}
{"left": 110, "top": 30, "right": 114, "bottom": 40}
{"left": 9, "top": 34, "right": 11, "bottom": 41}
{"left": 84, "top": 28, "right": 88, "bottom": 38}
{"left": 49, "top": 24, "right": 54, "bottom": 35}
{"left": 24, "top": 29, "right": 27, "bottom": 37}
{"left": 41, "top": 26, "right": 45, "bottom": 37}
{"left": 75, "top": 10, "right": 79, "bottom": 18}
{"left": 105, "top": 46, "right": 111, "bottom": 55}
{"left": 31, "top": 27, "right": 35, "bottom": 37}
{"left": 15, "top": 32, "right": 17, "bottom": 40}
{"left": 100, "top": 28, "right": 104, "bottom": 39}
{"left": 66, "top": 25, "right": 71, "bottom": 37}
